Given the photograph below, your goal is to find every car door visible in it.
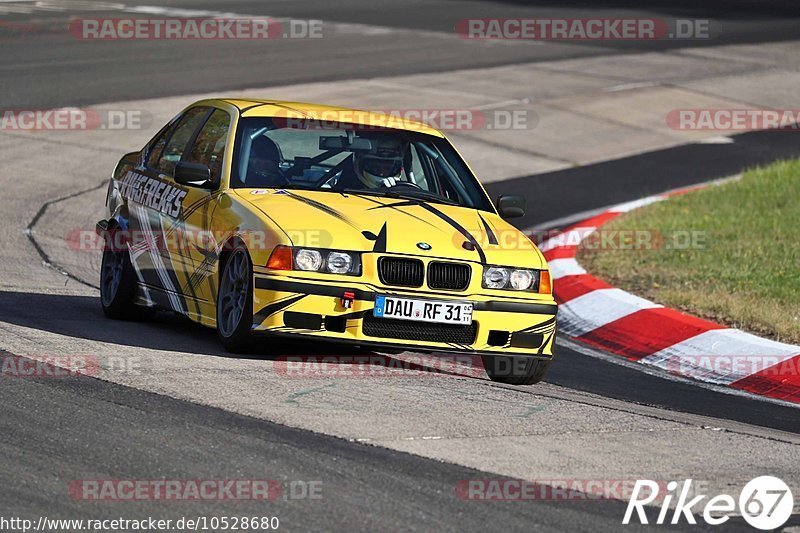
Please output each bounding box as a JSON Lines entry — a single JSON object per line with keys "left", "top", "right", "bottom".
{"left": 128, "top": 106, "right": 211, "bottom": 317}
{"left": 169, "top": 108, "right": 232, "bottom": 322}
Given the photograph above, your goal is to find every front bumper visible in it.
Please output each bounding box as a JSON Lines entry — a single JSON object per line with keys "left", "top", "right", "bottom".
{"left": 252, "top": 273, "right": 557, "bottom": 357}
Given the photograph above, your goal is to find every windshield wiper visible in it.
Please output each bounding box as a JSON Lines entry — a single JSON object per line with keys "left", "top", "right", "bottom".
{"left": 341, "top": 188, "right": 391, "bottom": 198}
{"left": 386, "top": 189, "right": 459, "bottom": 206}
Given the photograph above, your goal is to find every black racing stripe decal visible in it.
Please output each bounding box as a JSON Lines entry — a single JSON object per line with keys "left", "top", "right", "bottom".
{"left": 538, "top": 330, "right": 556, "bottom": 356}
{"left": 127, "top": 215, "right": 163, "bottom": 290}
{"left": 335, "top": 309, "right": 372, "bottom": 321}
{"left": 262, "top": 329, "right": 551, "bottom": 358}
{"left": 366, "top": 199, "right": 417, "bottom": 209}
{"left": 176, "top": 200, "right": 216, "bottom": 316}
{"left": 361, "top": 223, "right": 387, "bottom": 250}
{"left": 238, "top": 102, "right": 272, "bottom": 113}
{"left": 373, "top": 222, "right": 387, "bottom": 253}
{"left": 446, "top": 342, "right": 473, "bottom": 352}
{"left": 284, "top": 191, "right": 358, "bottom": 228}
{"left": 178, "top": 193, "right": 211, "bottom": 220}
{"left": 360, "top": 196, "right": 441, "bottom": 229}
{"left": 413, "top": 203, "right": 487, "bottom": 264}
{"left": 478, "top": 213, "right": 498, "bottom": 245}
{"left": 272, "top": 273, "right": 553, "bottom": 307}
{"left": 255, "top": 277, "right": 375, "bottom": 301}
{"left": 140, "top": 205, "right": 188, "bottom": 314}
{"left": 253, "top": 294, "right": 307, "bottom": 325}
{"left": 161, "top": 192, "right": 216, "bottom": 243}
{"left": 517, "top": 316, "right": 558, "bottom": 333}
{"left": 473, "top": 301, "right": 558, "bottom": 315}
{"left": 183, "top": 243, "right": 217, "bottom": 296}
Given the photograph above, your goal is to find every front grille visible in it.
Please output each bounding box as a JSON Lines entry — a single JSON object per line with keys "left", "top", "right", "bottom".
{"left": 378, "top": 257, "right": 424, "bottom": 287}
{"left": 362, "top": 315, "right": 478, "bottom": 344}
{"left": 428, "top": 262, "right": 471, "bottom": 290}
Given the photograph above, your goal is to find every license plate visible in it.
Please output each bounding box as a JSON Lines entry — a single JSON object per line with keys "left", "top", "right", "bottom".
{"left": 373, "top": 295, "right": 473, "bottom": 325}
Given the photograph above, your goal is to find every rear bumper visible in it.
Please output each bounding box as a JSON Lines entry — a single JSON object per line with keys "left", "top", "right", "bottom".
{"left": 252, "top": 274, "right": 557, "bottom": 357}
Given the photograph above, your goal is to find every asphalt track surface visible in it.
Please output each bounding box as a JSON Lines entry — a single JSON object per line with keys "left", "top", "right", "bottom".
{"left": 3, "top": 349, "right": 784, "bottom": 533}
{"left": 1, "top": 1, "right": 799, "bottom": 531}
{"left": 1, "top": 0, "right": 800, "bottom": 108}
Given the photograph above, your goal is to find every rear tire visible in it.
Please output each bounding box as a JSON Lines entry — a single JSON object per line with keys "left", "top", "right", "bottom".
{"left": 100, "top": 247, "right": 152, "bottom": 320}
{"left": 217, "top": 245, "right": 254, "bottom": 352}
{"left": 481, "top": 355, "right": 551, "bottom": 385}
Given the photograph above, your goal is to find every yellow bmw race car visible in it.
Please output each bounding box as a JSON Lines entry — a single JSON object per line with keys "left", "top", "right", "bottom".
{"left": 97, "top": 99, "right": 557, "bottom": 384}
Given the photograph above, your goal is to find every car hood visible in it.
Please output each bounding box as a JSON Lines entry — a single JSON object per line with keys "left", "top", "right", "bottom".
{"left": 236, "top": 189, "right": 546, "bottom": 269}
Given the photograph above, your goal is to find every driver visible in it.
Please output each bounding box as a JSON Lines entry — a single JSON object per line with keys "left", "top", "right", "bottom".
{"left": 351, "top": 136, "right": 406, "bottom": 188}
{"left": 245, "top": 135, "right": 284, "bottom": 187}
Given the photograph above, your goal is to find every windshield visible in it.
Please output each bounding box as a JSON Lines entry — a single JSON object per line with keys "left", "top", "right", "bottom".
{"left": 230, "top": 117, "right": 494, "bottom": 211}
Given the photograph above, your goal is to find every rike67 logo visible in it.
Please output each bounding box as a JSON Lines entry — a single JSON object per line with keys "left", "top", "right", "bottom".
{"left": 624, "top": 476, "right": 794, "bottom": 529}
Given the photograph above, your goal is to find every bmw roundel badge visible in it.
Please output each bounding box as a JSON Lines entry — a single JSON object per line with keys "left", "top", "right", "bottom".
{"left": 416, "top": 242, "right": 432, "bottom": 250}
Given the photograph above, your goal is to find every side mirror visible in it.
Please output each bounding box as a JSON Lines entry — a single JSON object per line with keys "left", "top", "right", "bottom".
{"left": 174, "top": 161, "right": 216, "bottom": 189}
{"left": 496, "top": 195, "right": 526, "bottom": 219}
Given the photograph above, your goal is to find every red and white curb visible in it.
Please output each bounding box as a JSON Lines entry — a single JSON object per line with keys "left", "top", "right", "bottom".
{"left": 541, "top": 186, "right": 800, "bottom": 405}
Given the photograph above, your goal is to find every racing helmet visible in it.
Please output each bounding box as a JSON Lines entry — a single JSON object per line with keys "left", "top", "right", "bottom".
{"left": 353, "top": 136, "right": 404, "bottom": 188}
{"left": 248, "top": 135, "right": 282, "bottom": 181}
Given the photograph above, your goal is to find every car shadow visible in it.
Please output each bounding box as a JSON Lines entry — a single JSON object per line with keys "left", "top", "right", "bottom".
{"left": 0, "top": 290, "right": 484, "bottom": 379}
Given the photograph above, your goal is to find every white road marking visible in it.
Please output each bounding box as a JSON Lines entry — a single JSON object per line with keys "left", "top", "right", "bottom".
{"left": 697, "top": 135, "right": 734, "bottom": 144}
{"left": 607, "top": 195, "right": 666, "bottom": 213}
{"left": 603, "top": 81, "right": 658, "bottom": 92}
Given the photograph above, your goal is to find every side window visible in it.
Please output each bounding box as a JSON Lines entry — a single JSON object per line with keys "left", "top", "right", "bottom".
{"left": 146, "top": 125, "right": 174, "bottom": 169}
{"left": 405, "top": 144, "right": 429, "bottom": 190}
{"left": 155, "top": 107, "right": 209, "bottom": 175}
{"left": 184, "top": 109, "right": 231, "bottom": 183}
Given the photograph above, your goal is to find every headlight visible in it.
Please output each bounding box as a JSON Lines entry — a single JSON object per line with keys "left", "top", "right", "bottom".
{"left": 295, "top": 249, "right": 323, "bottom": 271}
{"left": 326, "top": 251, "right": 353, "bottom": 274}
{"left": 483, "top": 267, "right": 510, "bottom": 289}
{"left": 483, "top": 266, "right": 543, "bottom": 292}
{"left": 268, "top": 247, "right": 361, "bottom": 275}
{"left": 510, "top": 269, "right": 534, "bottom": 290}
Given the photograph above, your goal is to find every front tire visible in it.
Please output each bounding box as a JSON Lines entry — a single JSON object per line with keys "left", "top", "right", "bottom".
{"left": 481, "top": 355, "right": 551, "bottom": 385}
{"left": 217, "top": 245, "right": 254, "bottom": 352}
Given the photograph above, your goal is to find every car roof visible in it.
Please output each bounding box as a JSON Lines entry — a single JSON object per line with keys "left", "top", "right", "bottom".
{"left": 200, "top": 98, "right": 445, "bottom": 138}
